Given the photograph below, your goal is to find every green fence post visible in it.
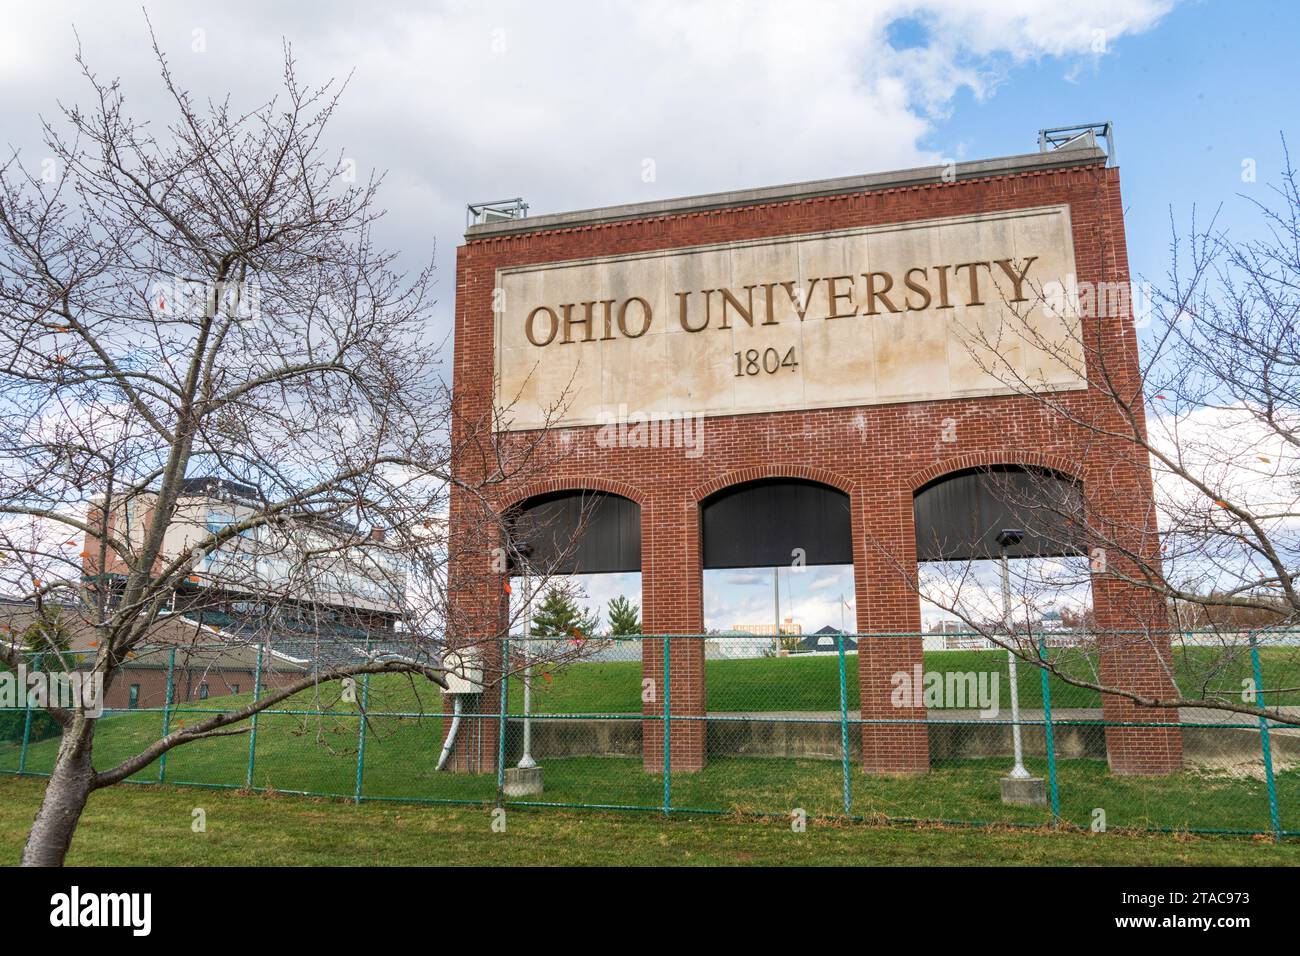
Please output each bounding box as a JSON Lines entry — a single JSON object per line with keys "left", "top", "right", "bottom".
{"left": 18, "top": 653, "right": 42, "bottom": 776}
{"left": 354, "top": 640, "right": 371, "bottom": 805}
{"left": 1250, "top": 634, "right": 1282, "bottom": 841}
{"left": 246, "top": 644, "right": 264, "bottom": 791}
{"left": 158, "top": 647, "right": 176, "bottom": 783}
{"left": 662, "top": 635, "right": 671, "bottom": 815}
{"left": 497, "top": 637, "right": 509, "bottom": 806}
{"left": 837, "top": 634, "right": 851, "bottom": 815}
{"left": 1038, "top": 634, "right": 1060, "bottom": 825}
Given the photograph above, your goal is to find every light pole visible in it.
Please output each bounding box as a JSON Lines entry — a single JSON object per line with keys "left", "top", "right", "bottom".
{"left": 996, "top": 528, "right": 1030, "bottom": 781}
{"left": 772, "top": 566, "right": 780, "bottom": 655}
{"left": 503, "top": 543, "right": 544, "bottom": 797}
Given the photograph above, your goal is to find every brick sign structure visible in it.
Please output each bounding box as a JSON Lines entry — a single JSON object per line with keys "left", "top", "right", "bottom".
{"left": 445, "top": 139, "right": 1182, "bottom": 777}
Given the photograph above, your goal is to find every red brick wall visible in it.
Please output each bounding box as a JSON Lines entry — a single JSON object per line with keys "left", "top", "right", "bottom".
{"left": 82, "top": 499, "right": 161, "bottom": 579}
{"left": 447, "top": 161, "right": 1182, "bottom": 776}
{"left": 101, "top": 665, "right": 299, "bottom": 710}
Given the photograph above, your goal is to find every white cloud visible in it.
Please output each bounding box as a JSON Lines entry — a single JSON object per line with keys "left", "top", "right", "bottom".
{"left": 722, "top": 571, "right": 766, "bottom": 586}
{"left": 805, "top": 568, "right": 845, "bottom": 592}
{"left": 1148, "top": 403, "right": 1300, "bottom": 522}
{"left": 0, "top": 1, "right": 1182, "bottom": 619}
{"left": 0, "top": 510, "right": 87, "bottom": 598}
{"left": 0, "top": 1, "right": 1177, "bottom": 347}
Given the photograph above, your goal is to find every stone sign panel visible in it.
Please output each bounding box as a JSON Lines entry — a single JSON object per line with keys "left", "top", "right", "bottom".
{"left": 493, "top": 204, "right": 1082, "bottom": 430}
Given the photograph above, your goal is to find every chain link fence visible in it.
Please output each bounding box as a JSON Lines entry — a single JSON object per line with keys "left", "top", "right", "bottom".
{"left": 2, "top": 633, "right": 1295, "bottom": 838}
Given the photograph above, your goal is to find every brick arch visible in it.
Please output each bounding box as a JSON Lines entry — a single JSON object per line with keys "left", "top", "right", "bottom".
{"left": 691, "top": 465, "right": 855, "bottom": 503}
{"left": 500, "top": 477, "right": 646, "bottom": 511}
{"left": 907, "top": 451, "right": 1082, "bottom": 493}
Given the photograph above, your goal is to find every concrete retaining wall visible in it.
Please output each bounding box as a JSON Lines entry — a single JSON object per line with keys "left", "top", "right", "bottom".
{"left": 503, "top": 712, "right": 1292, "bottom": 768}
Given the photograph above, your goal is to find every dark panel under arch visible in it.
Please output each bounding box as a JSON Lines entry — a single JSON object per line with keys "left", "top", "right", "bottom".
{"left": 702, "top": 479, "right": 852, "bottom": 570}
{"left": 507, "top": 491, "right": 641, "bottom": 575}
{"left": 914, "top": 466, "right": 1085, "bottom": 562}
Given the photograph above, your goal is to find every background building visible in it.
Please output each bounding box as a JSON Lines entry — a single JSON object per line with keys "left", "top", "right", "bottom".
{"left": 76, "top": 475, "right": 408, "bottom": 681}
{"left": 0, "top": 598, "right": 309, "bottom": 710}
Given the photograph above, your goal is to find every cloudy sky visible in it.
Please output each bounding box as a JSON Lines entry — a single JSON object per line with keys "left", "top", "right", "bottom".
{"left": 7, "top": 0, "right": 1293, "bottom": 343}
{"left": 5, "top": 0, "right": 1295, "bottom": 632}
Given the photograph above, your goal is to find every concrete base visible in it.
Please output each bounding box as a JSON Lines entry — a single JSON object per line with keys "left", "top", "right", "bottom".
{"left": 1000, "top": 775, "right": 1047, "bottom": 806}
{"left": 503, "top": 766, "right": 544, "bottom": 797}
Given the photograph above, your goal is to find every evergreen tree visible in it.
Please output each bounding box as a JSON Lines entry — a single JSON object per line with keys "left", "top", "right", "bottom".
{"left": 607, "top": 595, "right": 642, "bottom": 636}
{"left": 0, "top": 608, "right": 71, "bottom": 746}
{"left": 22, "top": 606, "right": 73, "bottom": 656}
{"left": 530, "top": 585, "right": 600, "bottom": 638}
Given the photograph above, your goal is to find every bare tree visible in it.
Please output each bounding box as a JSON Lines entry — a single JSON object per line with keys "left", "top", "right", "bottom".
{"left": 893, "top": 145, "right": 1300, "bottom": 726}
{"left": 0, "top": 30, "right": 577, "bottom": 866}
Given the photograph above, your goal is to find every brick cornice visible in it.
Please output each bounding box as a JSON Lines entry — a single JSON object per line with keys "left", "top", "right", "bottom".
{"left": 464, "top": 159, "right": 1110, "bottom": 248}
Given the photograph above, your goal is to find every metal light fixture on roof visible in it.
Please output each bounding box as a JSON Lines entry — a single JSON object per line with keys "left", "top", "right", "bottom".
{"left": 466, "top": 198, "right": 529, "bottom": 228}
{"left": 1037, "top": 121, "right": 1116, "bottom": 166}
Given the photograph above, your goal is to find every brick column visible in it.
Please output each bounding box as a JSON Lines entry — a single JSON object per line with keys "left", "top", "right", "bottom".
{"left": 439, "top": 635, "right": 505, "bottom": 775}
{"left": 1092, "top": 622, "right": 1183, "bottom": 776}
{"left": 1080, "top": 175, "right": 1182, "bottom": 776}
{"left": 641, "top": 491, "right": 706, "bottom": 772}
{"left": 1087, "top": 462, "right": 1183, "bottom": 776}
{"left": 856, "top": 484, "right": 930, "bottom": 774}
{"left": 439, "top": 502, "right": 506, "bottom": 775}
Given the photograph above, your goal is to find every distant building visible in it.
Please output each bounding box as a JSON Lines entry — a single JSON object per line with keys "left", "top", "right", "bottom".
{"left": 82, "top": 475, "right": 404, "bottom": 645}
{"left": 796, "top": 625, "right": 857, "bottom": 653}
{"left": 0, "top": 599, "right": 308, "bottom": 710}
{"left": 731, "top": 620, "right": 802, "bottom": 636}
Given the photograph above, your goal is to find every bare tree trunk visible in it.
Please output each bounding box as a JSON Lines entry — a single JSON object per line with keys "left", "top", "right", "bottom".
{"left": 21, "top": 721, "right": 95, "bottom": 867}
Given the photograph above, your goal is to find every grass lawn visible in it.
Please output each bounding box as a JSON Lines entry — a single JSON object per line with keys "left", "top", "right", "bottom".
{"left": 502, "top": 645, "right": 1300, "bottom": 713}
{"left": 1, "top": 775, "right": 1296, "bottom": 866}
{"left": 5, "top": 721, "right": 1296, "bottom": 836}
{"left": 504, "top": 649, "right": 1074, "bottom": 713}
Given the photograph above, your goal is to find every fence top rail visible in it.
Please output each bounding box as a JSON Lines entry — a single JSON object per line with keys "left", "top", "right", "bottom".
{"left": 502, "top": 629, "right": 1300, "bottom": 640}
{"left": 8, "top": 628, "right": 1300, "bottom": 651}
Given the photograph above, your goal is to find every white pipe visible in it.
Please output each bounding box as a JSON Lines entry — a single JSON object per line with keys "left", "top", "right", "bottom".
{"left": 436, "top": 694, "right": 464, "bottom": 771}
